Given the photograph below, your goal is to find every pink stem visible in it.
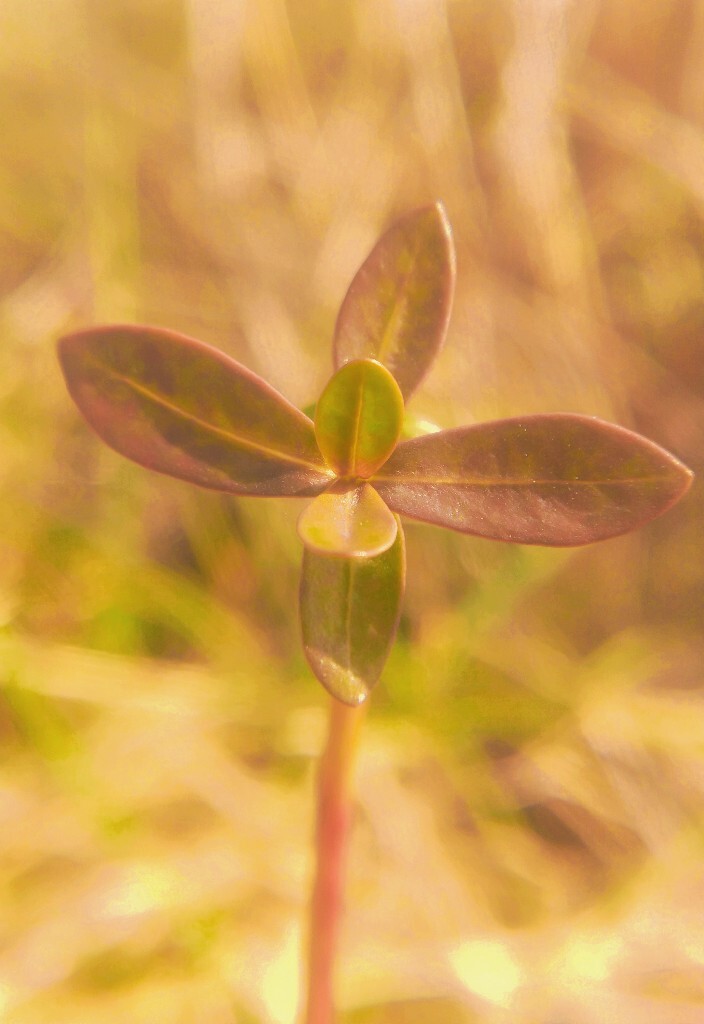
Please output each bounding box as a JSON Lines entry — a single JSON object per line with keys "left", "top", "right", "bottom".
{"left": 302, "top": 698, "right": 366, "bottom": 1024}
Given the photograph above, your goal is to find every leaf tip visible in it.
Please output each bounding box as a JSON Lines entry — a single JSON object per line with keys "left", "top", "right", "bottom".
{"left": 430, "top": 198, "right": 451, "bottom": 233}
{"left": 677, "top": 460, "right": 695, "bottom": 492}
{"left": 426, "top": 199, "right": 456, "bottom": 268}
{"left": 304, "top": 650, "right": 371, "bottom": 706}
{"left": 56, "top": 325, "right": 94, "bottom": 375}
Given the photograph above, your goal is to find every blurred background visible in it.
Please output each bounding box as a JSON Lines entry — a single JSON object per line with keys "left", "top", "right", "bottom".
{"left": 1, "top": 1, "right": 702, "bottom": 1021}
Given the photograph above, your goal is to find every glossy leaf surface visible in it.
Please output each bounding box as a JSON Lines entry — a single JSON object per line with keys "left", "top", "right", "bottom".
{"left": 297, "top": 481, "right": 398, "bottom": 558}
{"left": 373, "top": 414, "right": 693, "bottom": 546}
{"left": 58, "top": 325, "right": 333, "bottom": 496}
{"left": 300, "top": 523, "right": 405, "bottom": 705}
{"left": 314, "top": 359, "right": 403, "bottom": 478}
{"left": 333, "top": 203, "right": 455, "bottom": 400}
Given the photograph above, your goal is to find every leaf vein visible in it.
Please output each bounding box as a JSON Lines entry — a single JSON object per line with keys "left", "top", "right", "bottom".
{"left": 373, "top": 475, "right": 674, "bottom": 487}
{"left": 375, "top": 234, "right": 422, "bottom": 364}
{"left": 106, "top": 368, "right": 330, "bottom": 475}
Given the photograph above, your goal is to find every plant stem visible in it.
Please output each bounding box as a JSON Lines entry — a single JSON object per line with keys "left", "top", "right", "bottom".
{"left": 302, "top": 697, "right": 366, "bottom": 1024}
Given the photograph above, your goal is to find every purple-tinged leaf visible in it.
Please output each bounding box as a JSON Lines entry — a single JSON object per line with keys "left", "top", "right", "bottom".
{"left": 373, "top": 414, "right": 693, "bottom": 546}
{"left": 300, "top": 522, "right": 405, "bottom": 705}
{"left": 333, "top": 203, "right": 455, "bottom": 401}
{"left": 315, "top": 359, "right": 404, "bottom": 478}
{"left": 297, "top": 481, "right": 397, "bottom": 558}
{"left": 58, "top": 325, "right": 333, "bottom": 497}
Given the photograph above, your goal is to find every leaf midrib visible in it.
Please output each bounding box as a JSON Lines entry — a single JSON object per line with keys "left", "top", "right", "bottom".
{"left": 107, "top": 367, "right": 330, "bottom": 475}
{"left": 372, "top": 474, "right": 676, "bottom": 487}
{"left": 375, "top": 233, "right": 421, "bottom": 365}
{"left": 348, "top": 368, "right": 365, "bottom": 475}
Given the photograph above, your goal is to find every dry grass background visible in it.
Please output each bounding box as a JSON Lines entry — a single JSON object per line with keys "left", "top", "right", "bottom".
{"left": 1, "top": 1, "right": 703, "bottom": 1021}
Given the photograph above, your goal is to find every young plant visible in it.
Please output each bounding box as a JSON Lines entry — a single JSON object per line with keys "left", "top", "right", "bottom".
{"left": 58, "top": 204, "right": 692, "bottom": 1022}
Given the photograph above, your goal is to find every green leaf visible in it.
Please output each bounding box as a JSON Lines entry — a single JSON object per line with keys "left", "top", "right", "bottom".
{"left": 373, "top": 414, "right": 693, "bottom": 546}
{"left": 314, "top": 359, "right": 404, "bottom": 478}
{"left": 58, "top": 325, "right": 333, "bottom": 496}
{"left": 333, "top": 202, "right": 455, "bottom": 401}
{"left": 297, "top": 481, "right": 398, "bottom": 557}
{"left": 300, "top": 522, "right": 406, "bottom": 705}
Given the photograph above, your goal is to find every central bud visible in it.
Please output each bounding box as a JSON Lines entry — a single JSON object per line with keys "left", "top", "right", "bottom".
{"left": 314, "top": 358, "right": 404, "bottom": 479}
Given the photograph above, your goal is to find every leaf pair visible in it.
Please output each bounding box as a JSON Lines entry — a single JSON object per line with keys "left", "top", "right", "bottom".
{"left": 58, "top": 203, "right": 693, "bottom": 705}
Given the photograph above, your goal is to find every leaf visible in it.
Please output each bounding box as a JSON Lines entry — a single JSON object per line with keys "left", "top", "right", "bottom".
{"left": 297, "top": 481, "right": 398, "bottom": 558}
{"left": 58, "top": 324, "right": 333, "bottom": 496}
{"left": 333, "top": 203, "right": 455, "bottom": 401}
{"left": 373, "top": 414, "right": 693, "bottom": 546}
{"left": 314, "top": 359, "right": 404, "bottom": 478}
{"left": 300, "top": 521, "right": 406, "bottom": 705}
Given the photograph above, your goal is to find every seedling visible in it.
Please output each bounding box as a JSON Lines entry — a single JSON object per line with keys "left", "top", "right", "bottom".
{"left": 58, "top": 204, "right": 692, "bottom": 1023}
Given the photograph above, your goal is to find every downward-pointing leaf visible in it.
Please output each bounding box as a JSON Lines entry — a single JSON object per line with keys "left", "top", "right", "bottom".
{"left": 373, "top": 414, "right": 693, "bottom": 546}
{"left": 300, "top": 522, "right": 405, "bottom": 705}
{"left": 297, "top": 481, "right": 397, "bottom": 557}
{"left": 58, "top": 325, "right": 333, "bottom": 496}
{"left": 333, "top": 203, "right": 455, "bottom": 400}
{"left": 315, "top": 359, "right": 404, "bottom": 478}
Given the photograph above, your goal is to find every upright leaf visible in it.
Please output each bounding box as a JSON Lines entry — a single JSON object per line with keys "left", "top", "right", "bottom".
{"left": 297, "top": 482, "right": 398, "bottom": 558}
{"left": 300, "top": 523, "right": 406, "bottom": 705}
{"left": 373, "top": 414, "right": 693, "bottom": 546}
{"left": 315, "top": 359, "right": 404, "bottom": 478}
{"left": 58, "top": 325, "right": 333, "bottom": 496}
{"left": 333, "top": 203, "right": 455, "bottom": 401}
